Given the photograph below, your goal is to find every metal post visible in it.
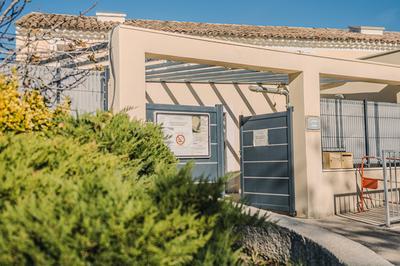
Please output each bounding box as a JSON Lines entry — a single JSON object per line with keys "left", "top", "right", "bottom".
{"left": 239, "top": 115, "right": 244, "bottom": 199}
{"left": 339, "top": 99, "right": 344, "bottom": 151}
{"left": 383, "top": 151, "right": 391, "bottom": 227}
{"left": 335, "top": 99, "right": 341, "bottom": 150}
{"left": 102, "top": 67, "right": 110, "bottom": 111}
{"left": 374, "top": 103, "right": 381, "bottom": 163}
{"left": 287, "top": 106, "right": 296, "bottom": 216}
{"left": 363, "top": 99, "right": 370, "bottom": 166}
{"left": 55, "top": 67, "right": 62, "bottom": 104}
{"left": 390, "top": 152, "right": 394, "bottom": 222}
{"left": 395, "top": 152, "right": 399, "bottom": 219}
{"left": 216, "top": 104, "right": 225, "bottom": 197}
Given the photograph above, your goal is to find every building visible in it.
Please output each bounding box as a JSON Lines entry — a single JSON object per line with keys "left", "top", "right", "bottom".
{"left": 15, "top": 12, "right": 400, "bottom": 219}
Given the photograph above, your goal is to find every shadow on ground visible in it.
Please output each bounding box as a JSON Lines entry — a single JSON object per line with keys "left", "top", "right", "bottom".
{"left": 305, "top": 216, "right": 400, "bottom": 265}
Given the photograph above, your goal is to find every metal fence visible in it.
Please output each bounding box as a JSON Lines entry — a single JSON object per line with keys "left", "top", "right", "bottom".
{"left": 321, "top": 98, "right": 400, "bottom": 166}
{"left": 382, "top": 151, "right": 400, "bottom": 227}
{"left": 0, "top": 64, "right": 108, "bottom": 114}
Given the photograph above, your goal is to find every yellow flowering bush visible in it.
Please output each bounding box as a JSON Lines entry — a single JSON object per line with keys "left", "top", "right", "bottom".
{"left": 0, "top": 73, "right": 68, "bottom": 133}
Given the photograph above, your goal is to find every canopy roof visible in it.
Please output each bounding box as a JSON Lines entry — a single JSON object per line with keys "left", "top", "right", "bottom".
{"left": 145, "top": 59, "right": 355, "bottom": 85}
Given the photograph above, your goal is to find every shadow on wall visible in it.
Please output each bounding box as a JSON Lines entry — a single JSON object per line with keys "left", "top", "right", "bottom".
{"left": 146, "top": 81, "right": 284, "bottom": 167}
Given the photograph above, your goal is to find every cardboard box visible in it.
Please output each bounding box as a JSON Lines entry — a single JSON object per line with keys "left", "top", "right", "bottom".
{"left": 341, "top": 152, "right": 353, "bottom": 169}
{"left": 323, "top": 152, "right": 353, "bottom": 169}
{"left": 323, "top": 152, "right": 342, "bottom": 169}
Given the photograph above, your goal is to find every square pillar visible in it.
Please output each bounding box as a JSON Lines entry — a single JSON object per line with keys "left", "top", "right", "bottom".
{"left": 396, "top": 87, "right": 400, "bottom": 103}
{"left": 110, "top": 27, "right": 146, "bottom": 120}
{"left": 289, "top": 71, "right": 326, "bottom": 218}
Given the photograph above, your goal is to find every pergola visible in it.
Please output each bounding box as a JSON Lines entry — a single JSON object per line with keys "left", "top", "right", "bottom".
{"left": 110, "top": 25, "right": 400, "bottom": 218}
{"left": 145, "top": 59, "right": 353, "bottom": 85}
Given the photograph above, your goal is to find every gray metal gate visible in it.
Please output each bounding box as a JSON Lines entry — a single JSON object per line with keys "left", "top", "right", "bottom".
{"left": 240, "top": 108, "right": 295, "bottom": 215}
{"left": 146, "top": 103, "right": 225, "bottom": 180}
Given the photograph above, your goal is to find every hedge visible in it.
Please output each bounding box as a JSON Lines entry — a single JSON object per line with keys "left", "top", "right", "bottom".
{"left": 0, "top": 133, "right": 211, "bottom": 265}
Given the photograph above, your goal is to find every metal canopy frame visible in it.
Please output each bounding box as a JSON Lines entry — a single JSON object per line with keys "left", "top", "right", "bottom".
{"left": 145, "top": 59, "right": 358, "bottom": 85}
{"left": 145, "top": 59, "right": 288, "bottom": 84}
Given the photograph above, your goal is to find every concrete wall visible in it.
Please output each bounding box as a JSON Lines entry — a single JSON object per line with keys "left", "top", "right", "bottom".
{"left": 321, "top": 168, "right": 384, "bottom": 216}
{"left": 204, "top": 36, "right": 388, "bottom": 60}
{"left": 321, "top": 82, "right": 400, "bottom": 103}
{"left": 364, "top": 50, "right": 400, "bottom": 65}
{"left": 272, "top": 46, "right": 377, "bottom": 60}
{"left": 244, "top": 205, "right": 393, "bottom": 266}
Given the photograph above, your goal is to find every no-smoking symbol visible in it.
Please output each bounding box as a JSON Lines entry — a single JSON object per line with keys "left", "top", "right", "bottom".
{"left": 176, "top": 134, "right": 185, "bottom": 145}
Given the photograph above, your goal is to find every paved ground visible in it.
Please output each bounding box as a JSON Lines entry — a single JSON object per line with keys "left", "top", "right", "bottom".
{"left": 246, "top": 205, "right": 392, "bottom": 266}
{"left": 302, "top": 216, "right": 400, "bottom": 265}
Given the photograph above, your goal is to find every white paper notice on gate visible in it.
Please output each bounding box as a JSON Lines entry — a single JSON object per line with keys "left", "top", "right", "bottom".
{"left": 155, "top": 112, "right": 210, "bottom": 158}
{"left": 253, "top": 129, "right": 269, "bottom": 146}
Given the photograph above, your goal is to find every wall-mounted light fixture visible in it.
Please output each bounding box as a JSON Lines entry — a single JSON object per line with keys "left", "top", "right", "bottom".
{"left": 334, "top": 94, "right": 345, "bottom": 99}
{"left": 248, "top": 84, "right": 290, "bottom": 107}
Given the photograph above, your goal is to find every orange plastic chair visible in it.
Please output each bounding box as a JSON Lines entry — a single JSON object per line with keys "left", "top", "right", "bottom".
{"left": 358, "top": 156, "right": 378, "bottom": 212}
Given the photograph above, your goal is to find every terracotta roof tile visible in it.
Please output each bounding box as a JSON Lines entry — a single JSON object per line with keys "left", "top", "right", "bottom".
{"left": 15, "top": 12, "right": 400, "bottom": 44}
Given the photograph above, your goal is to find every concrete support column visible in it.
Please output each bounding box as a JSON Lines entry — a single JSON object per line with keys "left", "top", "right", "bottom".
{"left": 111, "top": 27, "right": 146, "bottom": 119}
{"left": 289, "top": 71, "right": 325, "bottom": 218}
{"left": 396, "top": 87, "right": 400, "bottom": 103}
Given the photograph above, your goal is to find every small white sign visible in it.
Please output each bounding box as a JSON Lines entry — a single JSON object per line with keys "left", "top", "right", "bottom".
{"left": 253, "top": 129, "right": 269, "bottom": 146}
{"left": 306, "top": 116, "right": 321, "bottom": 131}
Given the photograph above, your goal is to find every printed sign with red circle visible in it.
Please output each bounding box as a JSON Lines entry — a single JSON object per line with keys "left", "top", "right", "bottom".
{"left": 176, "top": 134, "right": 185, "bottom": 145}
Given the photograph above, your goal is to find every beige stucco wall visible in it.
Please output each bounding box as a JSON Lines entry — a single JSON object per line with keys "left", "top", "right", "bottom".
{"left": 321, "top": 168, "right": 384, "bottom": 216}
{"left": 272, "top": 46, "right": 379, "bottom": 60}
{"left": 319, "top": 50, "right": 400, "bottom": 102}
{"left": 213, "top": 36, "right": 392, "bottom": 60}
{"left": 146, "top": 82, "right": 287, "bottom": 172}
{"left": 365, "top": 51, "right": 400, "bottom": 65}
{"left": 321, "top": 82, "right": 400, "bottom": 103}
{"left": 307, "top": 49, "right": 378, "bottom": 59}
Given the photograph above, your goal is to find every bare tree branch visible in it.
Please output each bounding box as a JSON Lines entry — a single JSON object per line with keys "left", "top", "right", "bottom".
{"left": 80, "top": 1, "right": 97, "bottom": 17}
{"left": 0, "top": 0, "right": 109, "bottom": 108}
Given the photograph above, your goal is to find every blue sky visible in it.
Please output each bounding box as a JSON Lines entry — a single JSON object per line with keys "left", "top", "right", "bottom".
{"left": 17, "top": 0, "right": 400, "bottom": 31}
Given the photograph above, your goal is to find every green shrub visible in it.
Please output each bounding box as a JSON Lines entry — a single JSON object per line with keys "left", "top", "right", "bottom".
{"left": 53, "top": 111, "right": 176, "bottom": 177}
{"left": 0, "top": 73, "right": 69, "bottom": 133}
{"left": 0, "top": 134, "right": 212, "bottom": 265}
{"left": 150, "top": 164, "right": 268, "bottom": 265}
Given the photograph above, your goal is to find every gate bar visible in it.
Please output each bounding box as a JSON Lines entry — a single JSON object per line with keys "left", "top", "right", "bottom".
{"left": 382, "top": 152, "right": 390, "bottom": 227}
{"left": 287, "top": 106, "right": 296, "bottom": 216}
